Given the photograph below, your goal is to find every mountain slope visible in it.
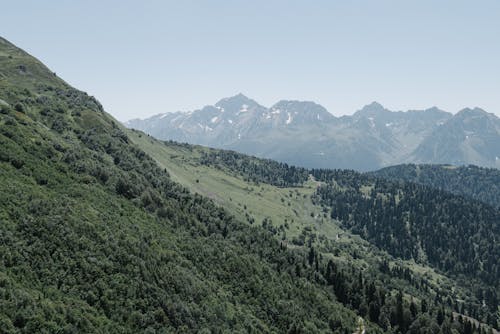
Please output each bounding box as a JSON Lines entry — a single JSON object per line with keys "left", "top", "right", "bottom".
{"left": 409, "top": 108, "right": 500, "bottom": 168}
{"left": 0, "top": 36, "right": 372, "bottom": 333}
{"left": 133, "top": 133, "right": 499, "bottom": 291}
{"left": 129, "top": 132, "right": 500, "bottom": 332}
{"left": 1, "top": 36, "right": 498, "bottom": 333}
{"left": 371, "top": 164, "right": 500, "bottom": 208}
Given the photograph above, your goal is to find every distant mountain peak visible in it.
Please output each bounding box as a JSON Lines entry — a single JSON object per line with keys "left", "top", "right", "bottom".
{"left": 357, "top": 101, "right": 387, "bottom": 114}
{"left": 455, "top": 107, "right": 489, "bottom": 118}
{"left": 272, "top": 100, "right": 326, "bottom": 111}
{"left": 424, "top": 106, "right": 443, "bottom": 113}
{"left": 352, "top": 102, "right": 389, "bottom": 120}
{"left": 215, "top": 93, "right": 260, "bottom": 109}
{"left": 367, "top": 101, "right": 385, "bottom": 109}
{"left": 409, "top": 107, "right": 450, "bottom": 118}
{"left": 269, "top": 100, "right": 336, "bottom": 125}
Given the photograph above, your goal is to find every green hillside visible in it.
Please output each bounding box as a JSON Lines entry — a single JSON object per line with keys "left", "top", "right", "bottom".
{"left": 128, "top": 133, "right": 499, "bottom": 332}
{"left": 371, "top": 164, "right": 500, "bottom": 208}
{"left": 0, "top": 36, "right": 371, "bottom": 333}
{"left": 0, "top": 35, "right": 498, "bottom": 334}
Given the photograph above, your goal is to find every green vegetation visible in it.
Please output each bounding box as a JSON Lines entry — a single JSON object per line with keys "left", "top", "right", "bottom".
{"left": 371, "top": 164, "right": 500, "bottom": 209}
{"left": 199, "top": 149, "right": 309, "bottom": 187}
{"left": 129, "top": 133, "right": 499, "bottom": 333}
{"left": 312, "top": 169, "right": 499, "bottom": 287}
{"left": 121, "top": 138, "right": 323, "bottom": 243}
{"left": 0, "top": 36, "right": 498, "bottom": 333}
{"left": 312, "top": 169, "right": 499, "bottom": 327}
{"left": 0, "top": 36, "right": 369, "bottom": 333}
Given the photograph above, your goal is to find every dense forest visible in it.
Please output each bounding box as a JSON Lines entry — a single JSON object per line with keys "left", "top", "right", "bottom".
{"left": 314, "top": 173, "right": 499, "bottom": 283}
{"left": 371, "top": 164, "right": 500, "bottom": 208}
{"left": 0, "top": 36, "right": 498, "bottom": 333}
{"left": 311, "top": 169, "right": 500, "bottom": 287}
{"left": 310, "top": 169, "right": 499, "bottom": 329}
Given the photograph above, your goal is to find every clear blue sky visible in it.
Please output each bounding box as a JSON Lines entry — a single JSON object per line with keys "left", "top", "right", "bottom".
{"left": 2, "top": 0, "right": 500, "bottom": 120}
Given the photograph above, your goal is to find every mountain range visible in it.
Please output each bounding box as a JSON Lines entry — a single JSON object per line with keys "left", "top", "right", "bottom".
{"left": 126, "top": 94, "right": 500, "bottom": 171}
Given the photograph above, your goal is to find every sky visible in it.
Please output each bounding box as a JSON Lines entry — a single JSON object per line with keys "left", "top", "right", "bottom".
{"left": 2, "top": 0, "right": 500, "bottom": 121}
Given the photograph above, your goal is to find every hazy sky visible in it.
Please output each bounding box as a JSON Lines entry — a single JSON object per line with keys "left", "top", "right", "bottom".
{"left": 2, "top": 0, "right": 500, "bottom": 121}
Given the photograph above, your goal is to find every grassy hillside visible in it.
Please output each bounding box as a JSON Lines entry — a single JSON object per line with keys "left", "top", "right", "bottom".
{"left": 124, "top": 136, "right": 332, "bottom": 244}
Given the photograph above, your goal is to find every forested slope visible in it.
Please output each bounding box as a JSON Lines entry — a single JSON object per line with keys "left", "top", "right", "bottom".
{"left": 184, "top": 147, "right": 500, "bottom": 292}
{"left": 131, "top": 134, "right": 500, "bottom": 332}
{"left": 311, "top": 169, "right": 499, "bottom": 288}
{"left": 371, "top": 164, "right": 500, "bottom": 208}
{"left": 0, "top": 36, "right": 367, "bottom": 333}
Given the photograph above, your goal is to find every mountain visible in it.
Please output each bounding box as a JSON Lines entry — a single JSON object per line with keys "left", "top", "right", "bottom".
{"left": 126, "top": 97, "right": 500, "bottom": 171}
{"left": 1, "top": 36, "right": 498, "bottom": 333}
{"left": 409, "top": 108, "right": 500, "bottom": 167}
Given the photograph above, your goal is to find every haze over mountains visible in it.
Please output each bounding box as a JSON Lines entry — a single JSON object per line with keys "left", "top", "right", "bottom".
{"left": 126, "top": 94, "right": 500, "bottom": 171}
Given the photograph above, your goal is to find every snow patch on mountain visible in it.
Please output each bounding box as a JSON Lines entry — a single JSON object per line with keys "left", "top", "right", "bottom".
{"left": 240, "top": 104, "right": 248, "bottom": 113}
{"left": 368, "top": 117, "right": 375, "bottom": 128}
{"left": 198, "top": 123, "right": 213, "bottom": 132}
{"left": 170, "top": 114, "right": 184, "bottom": 123}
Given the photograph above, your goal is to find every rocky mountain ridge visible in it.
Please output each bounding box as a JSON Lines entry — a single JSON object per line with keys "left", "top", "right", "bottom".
{"left": 126, "top": 96, "right": 499, "bottom": 171}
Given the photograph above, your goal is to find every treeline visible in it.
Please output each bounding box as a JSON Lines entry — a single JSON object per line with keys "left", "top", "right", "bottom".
{"left": 199, "top": 149, "right": 309, "bottom": 187}
{"left": 371, "top": 164, "right": 500, "bottom": 208}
